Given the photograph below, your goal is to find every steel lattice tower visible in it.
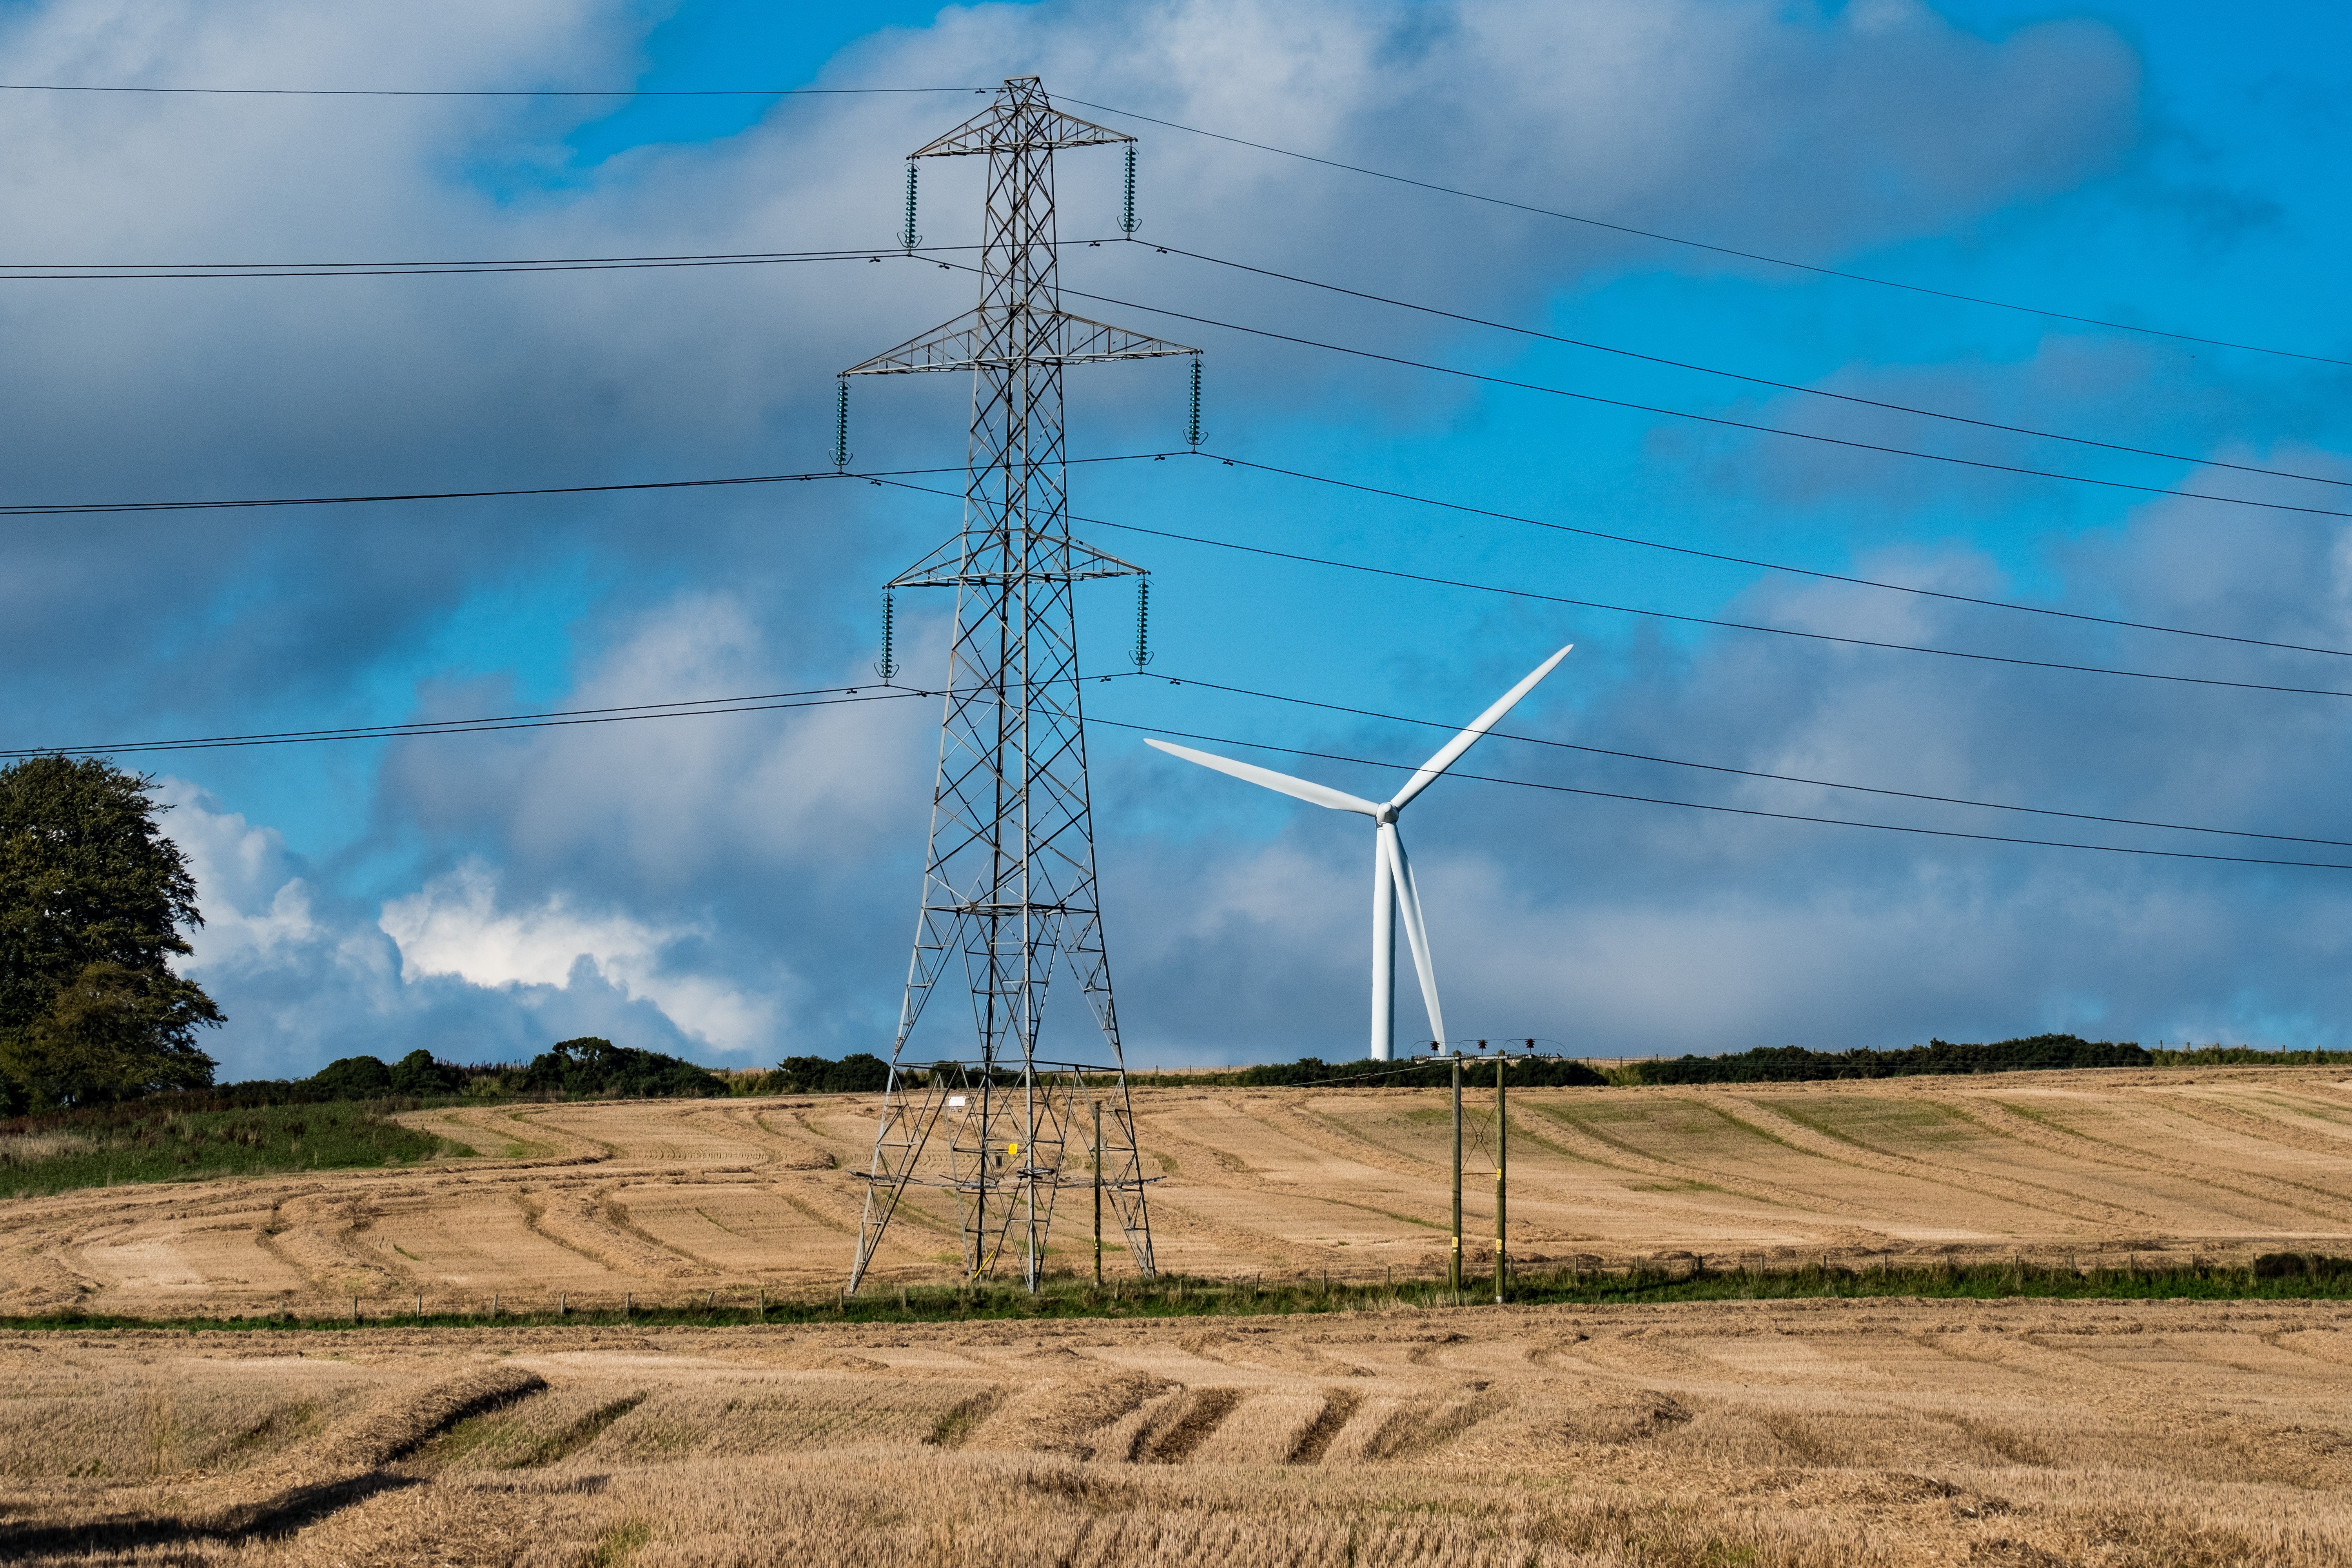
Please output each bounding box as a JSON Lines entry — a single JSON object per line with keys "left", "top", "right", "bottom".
{"left": 842, "top": 77, "right": 1194, "bottom": 1294}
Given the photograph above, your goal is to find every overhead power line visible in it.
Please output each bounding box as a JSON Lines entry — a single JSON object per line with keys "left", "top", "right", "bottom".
{"left": 878, "top": 476, "right": 2352, "bottom": 701}
{"left": 9, "top": 445, "right": 2334, "bottom": 674}
{"left": 10, "top": 78, "right": 2334, "bottom": 367}
{"left": 0, "top": 245, "right": 980, "bottom": 281}
{"left": 1096, "top": 716, "right": 2352, "bottom": 873}
{"left": 1160, "top": 671, "right": 2352, "bottom": 851}
{"left": 0, "top": 452, "right": 1172, "bottom": 519}
{"left": 1142, "top": 242, "right": 2351, "bottom": 493}
{"left": 19, "top": 667, "right": 2340, "bottom": 857}
{"left": 1207, "top": 454, "right": 2352, "bottom": 662}
{"left": 24, "top": 232, "right": 2331, "bottom": 505}
{"left": 1021, "top": 271, "right": 2352, "bottom": 523}
{"left": 1058, "top": 97, "right": 2352, "bottom": 371}
{"left": 0, "top": 683, "right": 931, "bottom": 760}
{"left": 0, "top": 242, "right": 1114, "bottom": 279}
{"left": 0, "top": 83, "right": 983, "bottom": 98}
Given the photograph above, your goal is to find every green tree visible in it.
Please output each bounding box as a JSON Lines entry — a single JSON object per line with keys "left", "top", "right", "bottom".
{"left": 0, "top": 757, "right": 222, "bottom": 1111}
{"left": 390, "top": 1049, "right": 459, "bottom": 1097}
{"left": 513, "top": 1037, "right": 722, "bottom": 1099}
{"left": 311, "top": 1054, "right": 394, "bottom": 1099}
{"left": 764, "top": 1053, "right": 893, "bottom": 1094}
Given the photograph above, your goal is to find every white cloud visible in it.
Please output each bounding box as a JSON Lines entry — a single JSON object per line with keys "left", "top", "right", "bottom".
{"left": 158, "top": 784, "right": 322, "bottom": 972}
{"left": 379, "top": 859, "right": 775, "bottom": 1053}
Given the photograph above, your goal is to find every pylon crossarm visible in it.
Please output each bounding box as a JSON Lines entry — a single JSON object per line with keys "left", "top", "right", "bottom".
{"left": 889, "top": 555, "right": 1146, "bottom": 588}
{"left": 842, "top": 308, "right": 1198, "bottom": 376}
{"left": 889, "top": 566, "right": 1141, "bottom": 588}
{"left": 911, "top": 97, "right": 1132, "bottom": 160}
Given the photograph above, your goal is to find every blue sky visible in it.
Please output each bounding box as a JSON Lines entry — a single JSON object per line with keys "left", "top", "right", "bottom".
{"left": 2, "top": 0, "right": 2347, "bottom": 1076}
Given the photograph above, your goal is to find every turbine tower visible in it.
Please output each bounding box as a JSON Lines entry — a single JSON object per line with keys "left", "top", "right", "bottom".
{"left": 1150, "top": 646, "right": 1572, "bottom": 1060}
{"left": 843, "top": 77, "right": 1197, "bottom": 1294}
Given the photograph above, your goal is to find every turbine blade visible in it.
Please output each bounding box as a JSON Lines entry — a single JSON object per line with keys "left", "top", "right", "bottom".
{"left": 1382, "top": 823, "right": 1446, "bottom": 1050}
{"left": 1389, "top": 644, "right": 1574, "bottom": 811}
{"left": 1146, "top": 738, "right": 1381, "bottom": 815}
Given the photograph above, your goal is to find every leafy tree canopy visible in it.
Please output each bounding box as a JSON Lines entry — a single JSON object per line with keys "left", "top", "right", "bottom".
{"left": 301, "top": 1051, "right": 460, "bottom": 1101}
{"left": 514, "top": 1037, "right": 723, "bottom": 1099}
{"left": 391, "top": 1049, "right": 460, "bottom": 1096}
{"left": 310, "top": 1054, "right": 395, "bottom": 1099}
{"left": 0, "top": 758, "right": 220, "bottom": 1111}
{"left": 764, "top": 1053, "right": 892, "bottom": 1095}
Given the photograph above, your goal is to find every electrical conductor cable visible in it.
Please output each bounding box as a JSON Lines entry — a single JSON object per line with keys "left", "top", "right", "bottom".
{"left": 1056, "top": 96, "right": 2352, "bottom": 370}
{"left": 874, "top": 476, "right": 2352, "bottom": 700}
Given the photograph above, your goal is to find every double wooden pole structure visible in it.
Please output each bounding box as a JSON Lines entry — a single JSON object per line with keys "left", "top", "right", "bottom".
{"left": 1494, "top": 1054, "right": 1506, "bottom": 1303}
{"left": 1449, "top": 1055, "right": 1463, "bottom": 1295}
{"left": 1446, "top": 1051, "right": 1508, "bottom": 1304}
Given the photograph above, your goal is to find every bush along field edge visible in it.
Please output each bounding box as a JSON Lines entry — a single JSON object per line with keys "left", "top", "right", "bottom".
{"left": 5, "top": 1251, "right": 2352, "bottom": 1332}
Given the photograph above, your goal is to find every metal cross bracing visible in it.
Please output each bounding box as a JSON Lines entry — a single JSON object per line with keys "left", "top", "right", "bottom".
{"left": 842, "top": 76, "right": 1196, "bottom": 1294}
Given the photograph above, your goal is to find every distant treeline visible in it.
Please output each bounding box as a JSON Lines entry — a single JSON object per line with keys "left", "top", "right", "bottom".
{"left": 1626, "top": 1034, "right": 2149, "bottom": 1085}
{"left": 761, "top": 1054, "right": 891, "bottom": 1095}
{"left": 80, "top": 1033, "right": 2334, "bottom": 1123}
{"left": 223, "top": 1037, "right": 731, "bottom": 1106}
{"left": 2149, "top": 1046, "right": 2352, "bottom": 1067}
{"left": 92, "top": 1043, "right": 902, "bottom": 1118}
{"left": 1129, "top": 1055, "right": 1609, "bottom": 1089}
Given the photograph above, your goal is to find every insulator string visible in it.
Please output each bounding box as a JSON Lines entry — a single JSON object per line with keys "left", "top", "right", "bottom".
{"left": 900, "top": 163, "right": 922, "bottom": 250}
{"left": 1120, "top": 144, "right": 1139, "bottom": 235}
{"left": 876, "top": 591, "right": 898, "bottom": 682}
{"left": 830, "top": 379, "right": 852, "bottom": 470}
{"left": 1132, "top": 576, "right": 1154, "bottom": 669}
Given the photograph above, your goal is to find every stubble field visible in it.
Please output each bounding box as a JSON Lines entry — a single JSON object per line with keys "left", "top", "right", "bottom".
{"left": 5, "top": 1069, "right": 2352, "bottom": 1565}
{"left": 4, "top": 1298, "right": 2351, "bottom": 1564}
{"left": 4, "top": 1067, "right": 2350, "bottom": 1318}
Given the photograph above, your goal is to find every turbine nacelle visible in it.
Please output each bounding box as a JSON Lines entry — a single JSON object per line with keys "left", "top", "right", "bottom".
{"left": 1147, "top": 644, "right": 1573, "bottom": 1061}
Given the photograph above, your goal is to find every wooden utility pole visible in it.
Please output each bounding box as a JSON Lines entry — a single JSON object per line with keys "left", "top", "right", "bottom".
{"left": 1494, "top": 1054, "right": 1507, "bottom": 1304}
{"left": 1449, "top": 1053, "right": 1463, "bottom": 1298}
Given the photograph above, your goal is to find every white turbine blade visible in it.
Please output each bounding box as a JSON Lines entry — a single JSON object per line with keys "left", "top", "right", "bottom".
{"left": 1389, "top": 644, "right": 1574, "bottom": 811}
{"left": 1146, "top": 738, "right": 1381, "bottom": 815}
{"left": 1381, "top": 822, "right": 1446, "bottom": 1050}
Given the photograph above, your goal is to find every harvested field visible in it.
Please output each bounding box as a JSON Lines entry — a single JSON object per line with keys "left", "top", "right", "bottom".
{"left": 3, "top": 1298, "right": 2350, "bottom": 1564}
{"left": 2, "top": 1068, "right": 2350, "bottom": 1318}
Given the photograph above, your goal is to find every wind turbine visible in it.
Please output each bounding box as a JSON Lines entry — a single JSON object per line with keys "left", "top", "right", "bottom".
{"left": 1148, "top": 646, "right": 1572, "bottom": 1061}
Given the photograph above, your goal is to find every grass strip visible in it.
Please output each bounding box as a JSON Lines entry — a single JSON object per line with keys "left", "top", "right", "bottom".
{"left": 0, "top": 1101, "right": 464, "bottom": 1197}
{"left": 6, "top": 1258, "right": 2351, "bottom": 1333}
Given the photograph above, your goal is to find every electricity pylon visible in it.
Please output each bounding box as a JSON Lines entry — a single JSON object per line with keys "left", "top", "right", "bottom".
{"left": 843, "top": 76, "right": 1193, "bottom": 1294}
